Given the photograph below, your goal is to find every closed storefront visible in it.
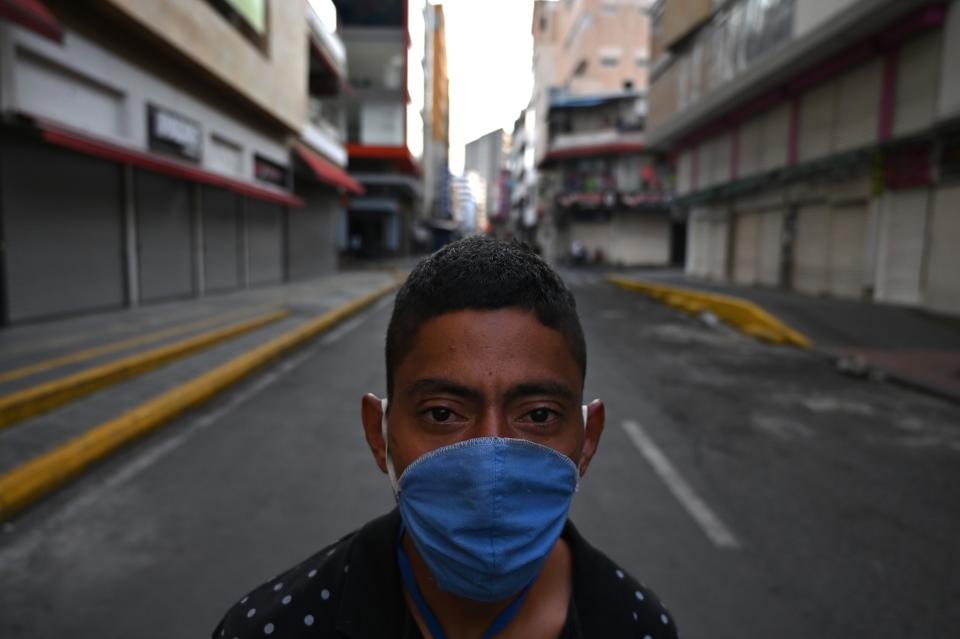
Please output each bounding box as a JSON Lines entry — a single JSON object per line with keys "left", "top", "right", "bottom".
{"left": 827, "top": 204, "right": 869, "bottom": 299}
{"left": 733, "top": 212, "right": 760, "bottom": 285}
{"left": 245, "top": 200, "right": 285, "bottom": 286}
{"left": 756, "top": 210, "right": 784, "bottom": 287}
{"left": 875, "top": 189, "right": 929, "bottom": 306}
{"left": 288, "top": 190, "right": 339, "bottom": 280}
{"left": 793, "top": 204, "right": 830, "bottom": 295}
{"left": 922, "top": 185, "right": 960, "bottom": 314}
{"left": 1, "top": 142, "right": 124, "bottom": 322}
{"left": 136, "top": 172, "right": 195, "bottom": 302}
{"left": 201, "top": 187, "right": 241, "bottom": 292}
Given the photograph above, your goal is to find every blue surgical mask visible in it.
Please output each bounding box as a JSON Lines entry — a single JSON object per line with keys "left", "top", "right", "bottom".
{"left": 380, "top": 399, "right": 588, "bottom": 602}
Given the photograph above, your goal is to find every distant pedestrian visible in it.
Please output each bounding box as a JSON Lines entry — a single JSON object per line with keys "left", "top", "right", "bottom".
{"left": 213, "top": 237, "right": 679, "bottom": 638}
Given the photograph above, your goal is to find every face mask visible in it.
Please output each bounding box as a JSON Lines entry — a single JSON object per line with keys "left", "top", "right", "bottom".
{"left": 381, "top": 399, "right": 588, "bottom": 602}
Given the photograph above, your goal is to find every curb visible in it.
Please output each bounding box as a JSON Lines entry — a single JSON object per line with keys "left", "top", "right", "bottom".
{"left": 0, "top": 309, "right": 290, "bottom": 431}
{"left": 606, "top": 275, "right": 812, "bottom": 349}
{"left": 0, "top": 281, "right": 399, "bottom": 522}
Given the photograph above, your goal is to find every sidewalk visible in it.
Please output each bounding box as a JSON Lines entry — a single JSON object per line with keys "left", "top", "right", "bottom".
{"left": 0, "top": 269, "right": 400, "bottom": 520}
{"left": 620, "top": 268, "right": 960, "bottom": 402}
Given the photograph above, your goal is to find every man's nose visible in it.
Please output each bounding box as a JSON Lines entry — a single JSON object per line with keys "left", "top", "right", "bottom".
{"left": 475, "top": 407, "right": 511, "bottom": 438}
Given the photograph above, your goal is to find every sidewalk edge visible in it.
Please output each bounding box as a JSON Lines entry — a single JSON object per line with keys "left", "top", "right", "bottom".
{"left": 0, "top": 281, "right": 400, "bottom": 522}
{"left": 606, "top": 275, "right": 812, "bottom": 349}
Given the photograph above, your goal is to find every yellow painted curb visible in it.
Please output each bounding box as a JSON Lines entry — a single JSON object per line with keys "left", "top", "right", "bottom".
{"left": 606, "top": 275, "right": 812, "bottom": 349}
{"left": 0, "top": 281, "right": 399, "bottom": 522}
{"left": 0, "top": 308, "right": 271, "bottom": 385}
{"left": 0, "top": 309, "right": 290, "bottom": 431}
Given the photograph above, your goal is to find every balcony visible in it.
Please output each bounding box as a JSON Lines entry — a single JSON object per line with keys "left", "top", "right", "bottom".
{"left": 304, "top": 97, "right": 347, "bottom": 167}
{"left": 307, "top": 2, "right": 347, "bottom": 82}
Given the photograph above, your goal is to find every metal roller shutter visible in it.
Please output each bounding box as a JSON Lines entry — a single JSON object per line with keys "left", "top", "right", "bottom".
{"left": 202, "top": 187, "right": 241, "bottom": 292}
{"left": 757, "top": 210, "right": 784, "bottom": 287}
{"left": 924, "top": 186, "right": 960, "bottom": 314}
{"left": 876, "top": 189, "right": 928, "bottom": 306}
{"left": 1, "top": 141, "right": 124, "bottom": 322}
{"left": 288, "top": 192, "right": 338, "bottom": 280}
{"left": 733, "top": 212, "right": 760, "bottom": 285}
{"left": 245, "top": 200, "right": 284, "bottom": 286}
{"left": 136, "top": 172, "right": 195, "bottom": 302}
{"left": 793, "top": 205, "right": 830, "bottom": 295}
{"left": 827, "top": 204, "right": 868, "bottom": 299}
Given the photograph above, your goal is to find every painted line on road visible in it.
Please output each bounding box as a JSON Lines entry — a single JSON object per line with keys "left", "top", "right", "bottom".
{"left": 0, "top": 309, "right": 290, "bottom": 432}
{"left": 621, "top": 420, "right": 741, "bottom": 550}
{"left": 0, "top": 307, "right": 267, "bottom": 385}
{"left": 0, "top": 281, "right": 400, "bottom": 522}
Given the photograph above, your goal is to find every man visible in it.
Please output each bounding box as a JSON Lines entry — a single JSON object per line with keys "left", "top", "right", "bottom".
{"left": 214, "top": 237, "right": 678, "bottom": 638}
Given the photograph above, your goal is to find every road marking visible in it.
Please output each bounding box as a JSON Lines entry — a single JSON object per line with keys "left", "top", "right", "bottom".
{"left": 0, "top": 297, "right": 391, "bottom": 563}
{"left": 621, "top": 420, "right": 741, "bottom": 549}
{"left": 0, "top": 308, "right": 266, "bottom": 385}
{"left": 0, "top": 298, "right": 393, "bottom": 569}
{"left": 319, "top": 296, "right": 391, "bottom": 345}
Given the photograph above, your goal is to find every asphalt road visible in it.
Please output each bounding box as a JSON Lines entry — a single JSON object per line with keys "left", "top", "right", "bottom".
{"left": 1, "top": 273, "right": 958, "bottom": 638}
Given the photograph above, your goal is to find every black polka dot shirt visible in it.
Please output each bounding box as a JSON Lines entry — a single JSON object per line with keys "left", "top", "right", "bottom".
{"left": 213, "top": 509, "right": 679, "bottom": 638}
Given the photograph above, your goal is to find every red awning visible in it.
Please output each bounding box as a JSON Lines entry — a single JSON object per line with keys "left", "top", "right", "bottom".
{"left": 36, "top": 119, "right": 303, "bottom": 207}
{"left": 347, "top": 144, "right": 422, "bottom": 176}
{"left": 0, "top": 0, "right": 61, "bottom": 41}
{"left": 539, "top": 142, "right": 646, "bottom": 167}
{"left": 295, "top": 144, "right": 364, "bottom": 195}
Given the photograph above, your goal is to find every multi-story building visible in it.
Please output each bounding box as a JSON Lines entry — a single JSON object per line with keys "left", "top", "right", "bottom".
{"left": 649, "top": 0, "right": 960, "bottom": 316}
{"left": 508, "top": 107, "right": 539, "bottom": 244}
{"left": 422, "top": 3, "right": 453, "bottom": 249}
{"left": 532, "top": 0, "right": 675, "bottom": 266}
{"left": 0, "top": 0, "right": 358, "bottom": 324}
{"left": 464, "top": 129, "right": 510, "bottom": 235}
{"left": 333, "top": 0, "right": 426, "bottom": 259}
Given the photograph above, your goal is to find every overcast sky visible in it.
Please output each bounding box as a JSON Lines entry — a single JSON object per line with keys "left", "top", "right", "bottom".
{"left": 435, "top": 0, "right": 537, "bottom": 174}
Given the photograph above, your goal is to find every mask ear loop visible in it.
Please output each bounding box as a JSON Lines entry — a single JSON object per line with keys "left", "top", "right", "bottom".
{"left": 576, "top": 403, "right": 590, "bottom": 488}
{"left": 381, "top": 398, "right": 400, "bottom": 497}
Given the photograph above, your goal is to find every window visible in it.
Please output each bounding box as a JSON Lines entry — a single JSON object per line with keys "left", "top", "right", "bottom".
{"left": 599, "top": 47, "right": 622, "bottom": 67}
{"left": 207, "top": 0, "right": 269, "bottom": 49}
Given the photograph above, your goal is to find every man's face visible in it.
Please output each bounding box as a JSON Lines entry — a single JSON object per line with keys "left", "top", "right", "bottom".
{"left": 362, "top": 307, "right": 604, "bottom": 480}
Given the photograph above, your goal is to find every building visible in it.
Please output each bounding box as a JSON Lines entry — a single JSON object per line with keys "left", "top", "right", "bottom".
{"left": 648, "top": 0, "right": 960, "bottom": 316}
{"left": 333, "top": 0, "right": 426, "bottom": 259}
{"left": 0, "top": 0, "right": 357, "bottom": 324}
{"left": 449, "top": 173, "right": 480, "bottom": 233}
{"left": 508, "top": 107, "right": 539, "bottom": 244}
{"left": 532, "top": 0, "right": 675, "bottom": 266}
{"left": 422, "top": 3, "right": 453, "bottom": 249}
{"left": 464, "top": 129, "right": 510, "bottom": 235}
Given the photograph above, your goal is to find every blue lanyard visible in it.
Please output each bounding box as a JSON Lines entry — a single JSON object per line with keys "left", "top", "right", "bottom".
{"left": 396, "top": 525, "right": 532, "bottom": 639}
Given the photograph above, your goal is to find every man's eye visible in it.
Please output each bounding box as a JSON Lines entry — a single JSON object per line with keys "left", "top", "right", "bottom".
{"left": 429, "top": 407, "right": 453, "bottom": 422}
{"left": 528, "top": 408, "right": 555, "bottom": 423}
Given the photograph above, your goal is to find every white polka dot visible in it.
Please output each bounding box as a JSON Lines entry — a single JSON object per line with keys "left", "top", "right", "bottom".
{"left": 246, "top": 608, "right": 256, "bottom": 618}
{"left": 273, "top": 582, "right": 283, "bottom": 592}
{"left": 304, "top": 614, "right": 315, "bottom": 627}
{"left": 344, "top": 565, "right": 350, "bottom": 573}
{"left": 307, "top": 569, "right": 317, "bottom": 578}
{"left": 616, "top": 569, "right": 624, "bottom": 579}
{"left": 281, "top": 595, "right": 292, "bottom": 605}
{"left": 635, "top": 590, "right": 645, "bottom": 601}
{"left": 632, "top": 612, "right": 638, "bottom": 621}
{"left": 643, "top": 635, "right": 652, "bottom": 639}
{"left": 263, "top": 622, "right": 274, "bottom": 635}
{"left": 240, "top": 596, "right": 249, "bottom": 604}
{"left": 320, "top": 589, "right": 330, "bottom": 600}
{"left": 661, "top": 613, "right": 669, "bottom": 625}
{"left": 327, "top": 548, "right": 336, "bottom": 557}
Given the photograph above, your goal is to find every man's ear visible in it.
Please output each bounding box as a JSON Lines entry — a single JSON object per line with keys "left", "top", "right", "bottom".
{"left": 361, "top": 393, "right": 388, "bottom": 474}
{"left": 578, "top": 399, "right": 605, "bottom": 477}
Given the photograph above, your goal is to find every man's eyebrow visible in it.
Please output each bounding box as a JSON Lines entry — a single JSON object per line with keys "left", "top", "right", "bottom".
{"left": 405, "top": 378, "right": 484, "bottom": 402}
{"left": 504, "top": 381, "right": 577, "bottom": 403}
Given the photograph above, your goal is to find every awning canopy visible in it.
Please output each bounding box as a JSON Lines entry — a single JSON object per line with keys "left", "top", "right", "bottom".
{"left": 539, "top": 142, "right": 646, "bottom": 167}
{"left": 294, "top": 143, "right": 364, "bottom": 195}
{"left": 35, "top": 118, "right": 303, "bottom": 207}
{"left": 0, "top": 0, "right": 61, "bottom": 42}
{"left": 347, "top": 144, "right": 423, "bottom": 177}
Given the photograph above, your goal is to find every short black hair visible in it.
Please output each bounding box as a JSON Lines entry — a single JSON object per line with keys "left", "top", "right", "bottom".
{"left": 385, "top": 236, "right": 586, "bottom": 399}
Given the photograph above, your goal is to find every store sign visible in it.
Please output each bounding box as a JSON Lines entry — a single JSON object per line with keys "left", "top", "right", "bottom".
{"left": 148, "top": 105, "right": 202, "bottom": 162}
{"left": 254, "top": 154, "right": 289, "bottom": 187}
